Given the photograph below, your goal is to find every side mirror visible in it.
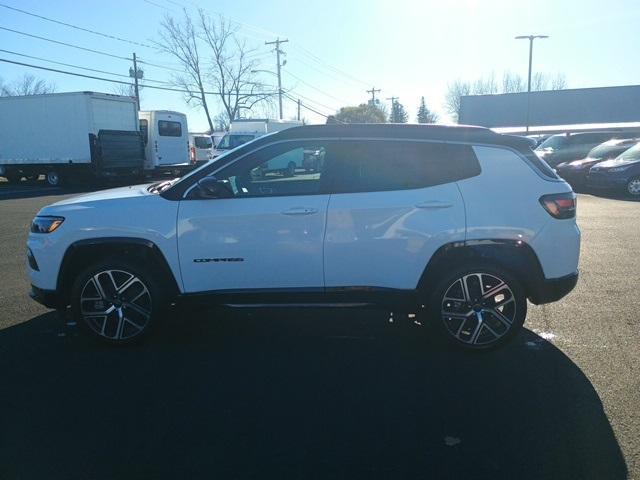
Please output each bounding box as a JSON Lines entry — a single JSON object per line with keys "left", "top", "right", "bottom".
{"left": 197, "top": 176, "right": 233, "bottom": 198}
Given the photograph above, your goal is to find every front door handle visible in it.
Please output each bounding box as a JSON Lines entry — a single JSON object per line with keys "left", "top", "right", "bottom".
{"left": 281, "top": 207, "right": 318, "bottom": 216}
{"left": 415, "top": 200, "right": 453, "bottom": 209}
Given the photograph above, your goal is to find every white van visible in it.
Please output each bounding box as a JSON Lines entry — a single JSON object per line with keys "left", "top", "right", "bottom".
{"left": 139, "top": 111, "right": 191, "bottom": 173}
{"left": 188, "top": 133, "right": 213, "bottom": 164}
{"left": 214, "top": 119, "right": 302, "bottom": 158}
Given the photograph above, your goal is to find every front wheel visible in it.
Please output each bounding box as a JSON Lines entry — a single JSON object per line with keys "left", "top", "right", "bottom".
{"left": 430, "top": 265, "right": 526, "bottom": 350}
{"left": 71, "top": 260, "right": 164, "bottom": 344}
{"left": 46, "top": 170, "right": 62, "bottom": 186}
{"left": 626, "top": 176, "right": 640, "bottom": 197}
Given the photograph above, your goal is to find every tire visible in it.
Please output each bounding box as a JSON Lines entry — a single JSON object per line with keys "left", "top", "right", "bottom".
{"left": 285, "top": 162, "right": 296, "bottom": 177}
{"left": 45, "top": 170, "right": 62, "bottom": 187}
{"left": 626, "top": 176, "right": 640, "bottom": 197}
{"left": 428, "top": 264, "right": 526, "bottom": 351}
{"left": 70, "top": 259, "right": 166, "bottom": 345}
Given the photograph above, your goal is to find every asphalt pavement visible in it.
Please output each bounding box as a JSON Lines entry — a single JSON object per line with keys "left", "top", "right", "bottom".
{"left": 0, "top": 180, "right": 638, "bottom": 479}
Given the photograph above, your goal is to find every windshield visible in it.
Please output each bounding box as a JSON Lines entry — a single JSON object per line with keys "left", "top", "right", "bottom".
{"left": 616, "top": 142, "right": 640, "bottom": 162}
{"left": 587, "top": 141, "right": 631, "bottom": 160}
{"left": 216, "top": 134, "right": 255, "bottom": 150}
{"left": 536, "top": 135, "right": 568, "bottom": 151}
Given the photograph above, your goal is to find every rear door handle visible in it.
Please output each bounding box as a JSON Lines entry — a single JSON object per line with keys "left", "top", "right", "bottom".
{"left": 415, "top": 200, "right": 453, "bottom": 209}
{"left": 281, "top": 207, "right": 318, "bottom": 216}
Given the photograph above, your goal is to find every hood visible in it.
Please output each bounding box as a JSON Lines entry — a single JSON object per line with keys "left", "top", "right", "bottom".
{"left": 594, "top": 158, "right": 640, "bottom": 169}
{"left": 49, "top": 183, "right": 156, "bottom": 207}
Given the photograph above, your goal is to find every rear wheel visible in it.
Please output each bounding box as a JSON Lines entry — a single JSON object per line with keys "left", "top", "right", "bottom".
{"left": 46, "top": 170, "right": 62, "bottom": 187}
{"left": 430, "top": 264, "right": 526, "bottom": 350}
{"left": 626, "top": 176, "right": 640, "bottom": 197}
{"left": 71, "top": 259, "right": 165, "bottom": 345}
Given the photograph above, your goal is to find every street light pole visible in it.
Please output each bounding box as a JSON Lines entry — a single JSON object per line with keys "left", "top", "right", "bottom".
{"left": 515, "top": 35, "right": 548, "bottom": 133}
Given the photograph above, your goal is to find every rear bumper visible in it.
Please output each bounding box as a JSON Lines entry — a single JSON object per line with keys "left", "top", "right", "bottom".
{"left": 29, "top": 285, "right": 63, "bottom": 309}
{"left": 529, "top": 271, "right": 578, "bottom": 305}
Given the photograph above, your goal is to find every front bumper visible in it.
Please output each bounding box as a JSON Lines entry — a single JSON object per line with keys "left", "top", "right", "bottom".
{"left": 30, "top": 285, "right": 64, "bottom": 309}
{"left": 529, "top": 271, "right": 579, "bottom": 305}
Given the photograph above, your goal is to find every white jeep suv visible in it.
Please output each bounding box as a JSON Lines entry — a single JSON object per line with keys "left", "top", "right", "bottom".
{"left": 27, "top": 124, "right": 580, "bottom": 349}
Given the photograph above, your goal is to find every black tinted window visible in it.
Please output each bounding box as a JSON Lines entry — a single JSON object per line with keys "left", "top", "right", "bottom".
{"left": 194, "top": 136, "right": 212, "bottom": 149}
{"left": 158, "top": 120, "right": 182, "bottom": 137}
{"left": 326, "top": 141, "right": 480, "bottom": 193}
{"left": 139, "top": 119, "right": 148, "bottom": 145}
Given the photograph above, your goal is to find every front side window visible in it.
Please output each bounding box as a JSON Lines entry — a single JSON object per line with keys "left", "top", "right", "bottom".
{"left": 214, "top": 141, "right": 327, "bottom": 198}
{"left": 158, "top": 120, "right": 182, "bottom": 137}
{"left": 617, "top": 142, "right": 640, "bottom": 162}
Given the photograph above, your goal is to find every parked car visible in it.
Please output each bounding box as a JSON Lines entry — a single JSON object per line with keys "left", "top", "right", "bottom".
{"left": 555, "top": 138, "right": 639, "bottom": 189}
{"left": 27, "top": 124, "right": 580, "bottom": 350}
{"left": 535, "top": 132, "right": 619, "bottom": 167}
{"left": 587, "top": 141, "right": 640, "bottom": 196}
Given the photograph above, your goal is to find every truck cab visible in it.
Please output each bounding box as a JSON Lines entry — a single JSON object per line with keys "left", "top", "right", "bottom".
{"left": 139, "top": 111, "right": 190, "bottom": 173}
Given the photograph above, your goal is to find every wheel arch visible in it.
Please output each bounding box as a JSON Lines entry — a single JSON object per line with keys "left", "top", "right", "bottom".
{"left": 57, "top": 237, "right": 180, "bottom": 307}
{"left": 417, "top": 239, "right": 547, "bottom": 303}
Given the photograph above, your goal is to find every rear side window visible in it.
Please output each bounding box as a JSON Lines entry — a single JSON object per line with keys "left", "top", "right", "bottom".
{"left": 327, "top": 141, "right": 480, "bottom": 193}
{"left": 158, "top": 120, "right": 182, "bottom": 137}
{"left": 194, "top": 136, "right": 212, "bottom": 149}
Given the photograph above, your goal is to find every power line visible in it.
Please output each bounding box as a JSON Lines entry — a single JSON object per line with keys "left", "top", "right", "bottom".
{"left": 285, "top": 70, "right": 346, "bottom": 105}
{"left": 0, "top": 2, "right": 155, "bottom": 49}
{"left": 0, "top": 49, "right": 172, "bottom": 84}
{"left": 0, "top": 58, "right": 279, "bottom": 97}
{"left": 0, "top": 26, "right": 132, "bottom": 61}
{"left": 283, "top": 92, "right": 331, "bottom": 119}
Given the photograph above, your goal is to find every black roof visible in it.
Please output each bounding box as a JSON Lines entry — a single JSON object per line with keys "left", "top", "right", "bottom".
{"left": 269, "top": 123, "right": 532, "bottom": 149}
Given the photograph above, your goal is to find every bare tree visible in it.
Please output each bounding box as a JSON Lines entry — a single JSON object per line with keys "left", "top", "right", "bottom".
{"left": 110, "top": 83, "right": 138, "bottom": 98}
{"left": 550, "top": 73, "right": 567, "bottom": 90}
{"left": 472, "top": 72, "right": 498, "bottom": 95}
{"left": 444, "top": 80, "right": 472, "bottom": 122}
{"left": 213, "top": 111, "right": 230, "bottom": 131}
{"left": 156, "top": 10, "right": 214, "bottom": 132}
{"left": 198, "top": 10, "right": 273, "bottom": 122}
{"left": 502, "top": 71, "right": 526, "bottom": 93}
{"left": 1, "top": 74, "right": 55, "bottom": 96}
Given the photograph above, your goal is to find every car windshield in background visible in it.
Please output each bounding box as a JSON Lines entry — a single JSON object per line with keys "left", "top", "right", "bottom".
{"left": 216, "top": 134, "right": 255, "bottom": 150}
{"left": 588, "top": 140, "right": 635, "bottom": 160}
{"left": 194, "top": 137, "right": 212, "bottom": 149}
{"left": 536, "top": 135, "right": 568, "bottom": 150}
{"left": 616, "top": 142, "right": 640, "bottom": 162}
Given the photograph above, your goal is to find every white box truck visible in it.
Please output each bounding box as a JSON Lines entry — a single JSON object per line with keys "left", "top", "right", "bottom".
{"left": 0, "top": 92, "right": 145, "bottom": 186}
{"left": 138, "top": 110, "right": 192, "bottom": 174}
{"left": 213, "top": 119, "right": 302, "bottom": 158}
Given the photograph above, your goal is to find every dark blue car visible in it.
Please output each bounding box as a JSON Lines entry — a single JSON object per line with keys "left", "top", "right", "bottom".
{"left": 587, "top": 141, "right": 640, "bottom": 197}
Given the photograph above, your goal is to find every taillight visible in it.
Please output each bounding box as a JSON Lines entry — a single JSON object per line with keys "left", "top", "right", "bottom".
{"left": 539, "top": 192, "right": 576, "bottom": 219}
{"left": 190, "top": 146, "right": 196, "bottom": 164}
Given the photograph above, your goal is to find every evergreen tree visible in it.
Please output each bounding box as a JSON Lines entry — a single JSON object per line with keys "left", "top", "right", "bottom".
{"left": 389, "top": 99, "right": 408, "bottom": 123}
{"left": 417, "top": 96, "right": 438, "bottom": 123}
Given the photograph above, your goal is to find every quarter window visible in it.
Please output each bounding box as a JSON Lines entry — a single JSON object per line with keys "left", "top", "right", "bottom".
{"left": 158, "top": 120, "right": 182, "bottom": 137}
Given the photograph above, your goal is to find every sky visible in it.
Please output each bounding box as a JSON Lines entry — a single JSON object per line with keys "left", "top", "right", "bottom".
{"left": 1, "top": 0, "right": 639, "bottom": 131}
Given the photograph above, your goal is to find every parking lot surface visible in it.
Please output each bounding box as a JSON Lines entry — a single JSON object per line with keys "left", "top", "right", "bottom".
{"left": 0, "top": 181, "right": 638, "bottom": 479}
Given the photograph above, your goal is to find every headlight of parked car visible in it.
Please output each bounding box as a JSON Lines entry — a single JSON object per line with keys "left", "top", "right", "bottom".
{"left": 31, "top": 216, "right": 65, "bottom": 233}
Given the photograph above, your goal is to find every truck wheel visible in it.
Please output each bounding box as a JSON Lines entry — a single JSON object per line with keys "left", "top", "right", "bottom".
{"left": 428, "top": 264, "right": 526, "bottom": 350}
{"left": 285, "top": 162, "right": 296, "bottom": 177}
{"left": 46, "top": 171, "right": 62, "bottom": 187}
{"left": 71, "top": 259, "right": 165, "bottom": 345}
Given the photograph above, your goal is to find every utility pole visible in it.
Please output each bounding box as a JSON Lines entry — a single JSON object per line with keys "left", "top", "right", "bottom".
{"left": 297, "top": 98, "right": 301, "bottom": 121}
{"left": 515, "top": 35, "right": 549, "bottom": 133}
{"left": 387, "top": 96, "right": 398, "bottom": 121}
{"left": 265, "top": 38, "right": 289, "bottom": 120}
{"left": 367, "top": 87, "right": 381, "bottom": 106}
{"left": 129, "top": 52, "right": 143, "bottom": 111}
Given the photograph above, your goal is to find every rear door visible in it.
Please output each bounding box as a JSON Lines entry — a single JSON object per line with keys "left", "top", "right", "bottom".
{"left": 323, "top": 140, "right": 476, "bottom": 290}
{"left": 155, "top": 114, "right": 188, "bottom": 166}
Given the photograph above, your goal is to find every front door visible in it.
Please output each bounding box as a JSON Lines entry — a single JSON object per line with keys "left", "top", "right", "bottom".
{"left": 177, "top": 141, "right": 330, "bottom": 293}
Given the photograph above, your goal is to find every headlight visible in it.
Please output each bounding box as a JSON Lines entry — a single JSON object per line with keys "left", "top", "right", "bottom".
{"left": 608, "top": 166, "right": 630, "bottom": 173}
{"left": 31, "top": 216, "right": 65, "bottom": 233}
